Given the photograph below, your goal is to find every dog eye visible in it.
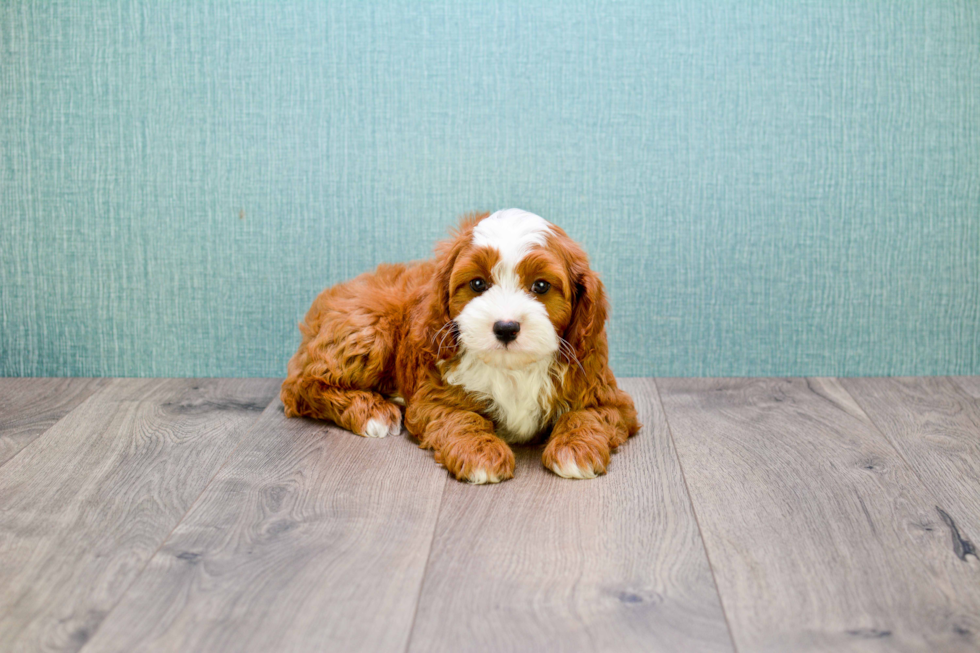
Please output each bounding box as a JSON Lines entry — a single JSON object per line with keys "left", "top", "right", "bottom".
{"left": 469, "top": 278, "right": 488, "bottom": 293}
{"left": 531, "top": 280, "right": 551, "bottom": 294}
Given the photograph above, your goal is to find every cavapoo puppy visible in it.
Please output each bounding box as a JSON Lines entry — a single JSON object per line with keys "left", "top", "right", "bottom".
{"left": 281, "top": 209, "right": 639, "bottom": 483}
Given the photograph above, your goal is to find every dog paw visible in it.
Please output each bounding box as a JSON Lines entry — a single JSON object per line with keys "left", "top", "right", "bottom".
{"left": 438, "top": 434, "right": 515, "bottom": 484}
{"left": 543, "top": 435, "right": 610, "bottom": 480}
{"left": 356, "top": 404, "right": 402, "bottom": 438}
{"left": 462, "top": 466, "right": 505, "bottom": 484}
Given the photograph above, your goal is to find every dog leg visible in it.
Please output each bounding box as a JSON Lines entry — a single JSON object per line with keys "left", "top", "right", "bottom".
{"left": 281, "top": 377, "right": 402, "bottom": 438}
{"left": 407, "top": 404, "right": 514, "bottom": 484}
{"left": 281, "top": 273, "right": 405, "bottom": 437}
{"left": 542, "top": 406, "right": 632, "bottom": 479}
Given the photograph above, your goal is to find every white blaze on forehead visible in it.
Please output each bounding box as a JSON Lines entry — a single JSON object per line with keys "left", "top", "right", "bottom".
{"left": 472, "top": 209, "right": 553, "bottom": 273}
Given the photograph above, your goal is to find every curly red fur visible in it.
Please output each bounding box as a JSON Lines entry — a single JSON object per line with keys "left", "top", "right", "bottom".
{"left": 281, "top": 212, "right": 639, "bottom": 483}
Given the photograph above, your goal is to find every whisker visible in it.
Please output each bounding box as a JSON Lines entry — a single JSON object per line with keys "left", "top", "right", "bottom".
{"left": 558, "top": 336, "right": 587, "bottom": 377}
{"left": 433, "top": 321, "right": 458, "bottom": 356}
{"left": 436, "top": 321, "right": 459, "bottom": 357}
{"left": 438, "top": 322, "right": 456, "bottom": 349}
{"left": 557, "top": 343, "right": 572, "bottom": 365}
{"left": 431, "top": 320, "right": 454, "bottom": 345}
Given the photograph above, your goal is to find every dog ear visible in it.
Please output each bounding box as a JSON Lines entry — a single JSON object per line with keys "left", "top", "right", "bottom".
{"left": 429, "top": 236, "right": 464, "bottom": 326}
{"left": 423, "top": 212, "right": 488, "bottom": 358}
{"left": 563, "top": 263, "right": 609, "bottom": 369}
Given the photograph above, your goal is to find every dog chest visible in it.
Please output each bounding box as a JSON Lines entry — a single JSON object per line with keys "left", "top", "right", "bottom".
{"left": 443, "top": 354, "right": 556, "bottom": 443}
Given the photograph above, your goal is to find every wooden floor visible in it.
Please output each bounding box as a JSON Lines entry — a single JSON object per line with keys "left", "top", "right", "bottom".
{"left": 1, "top": 378, "right": 979, "bottom": 652}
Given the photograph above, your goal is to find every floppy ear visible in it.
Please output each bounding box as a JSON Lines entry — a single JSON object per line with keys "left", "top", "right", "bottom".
{"left": 563, "top": 266, "right": 609, "bottom": 367}
{"left": 422, "top": 212, "right": 487, "bottom": 359}
{"left": 428, "top": 237, "right": 461, "bottom": 327}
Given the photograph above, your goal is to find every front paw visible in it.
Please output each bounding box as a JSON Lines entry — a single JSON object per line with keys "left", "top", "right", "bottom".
{"left": 437, "top": 433, "right": 515, "bottom": 484}
{"left": 543, "top": 433, "right": 611, "bottom": 480}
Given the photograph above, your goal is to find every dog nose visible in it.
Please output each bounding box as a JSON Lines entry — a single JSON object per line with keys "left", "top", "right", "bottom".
{"left": 492, "top": 320, "right": 520, "bottom": 343}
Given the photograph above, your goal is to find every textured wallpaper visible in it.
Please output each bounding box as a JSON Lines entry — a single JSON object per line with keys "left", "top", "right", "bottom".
{"left": 1, "top": 0, "right": 978, "bottom": 377}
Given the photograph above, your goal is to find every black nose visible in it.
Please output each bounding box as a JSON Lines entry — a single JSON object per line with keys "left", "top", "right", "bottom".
{"left": 492, "top": 320, "right": 520, "bottom": 343}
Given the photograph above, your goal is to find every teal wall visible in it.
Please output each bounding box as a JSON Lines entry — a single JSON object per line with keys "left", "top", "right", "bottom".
{"left": 2, "top": 1, "right": 978, "bottom": 378}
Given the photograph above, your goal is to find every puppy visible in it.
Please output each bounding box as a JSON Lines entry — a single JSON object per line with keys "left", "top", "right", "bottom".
{"left": 281, "top": 209, "right": 640, "bottom": 483}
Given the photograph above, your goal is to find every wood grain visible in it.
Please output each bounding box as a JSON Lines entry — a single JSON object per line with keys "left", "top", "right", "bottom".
{"left": 951, "top": 377, "right": 980, "bottom": 399}
{"left": 406, "top": 378, "right": 734, "bottom": 653}
{"left": 81, "top": 402, "right": 449, "bottom": 653}
{"left": 840, "top": 377, "right": 980, "bottom": 554}
{"left": 657, "top": 377, "right": 980, "bottom": 652}
{"left": 0, "top": 378, "right": 108, "bottom": 467}
{"left": 0, "top": 378, "right": 278, "bottom": 653}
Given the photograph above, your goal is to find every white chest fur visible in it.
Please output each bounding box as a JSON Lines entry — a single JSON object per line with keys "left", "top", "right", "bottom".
{"left": 444, "top": 353, "right": 557, "bottom": 443}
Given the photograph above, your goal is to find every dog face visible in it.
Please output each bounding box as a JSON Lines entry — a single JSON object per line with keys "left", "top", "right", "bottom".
{"left": 436, "top": 209, "right": 603, "bottom": 371}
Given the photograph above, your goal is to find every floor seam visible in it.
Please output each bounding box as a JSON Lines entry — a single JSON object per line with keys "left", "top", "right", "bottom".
{"left": 949, "top": 376, "right": 980, "bottom": 402}
{"left": 402, "top": 470, "right": 451, "bottom": 653}
{"left": 652, "top": 378, "right": 742, "bottom": 653}
{"left": 832, "top": 377, "right": 964, "bottom": 525}
{"left": 0, "top": 378, "right": 113, "bottom": 474}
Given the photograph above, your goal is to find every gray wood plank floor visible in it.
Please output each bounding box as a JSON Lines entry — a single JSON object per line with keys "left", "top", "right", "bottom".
{"left": 952, "top": 376, "right": 980, "bottom": 400}
{"left": 83, "top": 402, "right": 448, "bottom": 653}
{"left": 0, "top": 378, "right": 108, "bottom": 467}
{"left": 407, "top": 379, "right": 733, "bottom": 653}
{"left": 841, "top": 377, "right": 980, "bottom": 548}
{"left": 0, "top": 378, "right": 280, "bottom": 653}
{"left": 0, "top": 377, "right": 977, "bottom": 653}
{"left": 658, "top": 377, "right": 980, "bottom": 652}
